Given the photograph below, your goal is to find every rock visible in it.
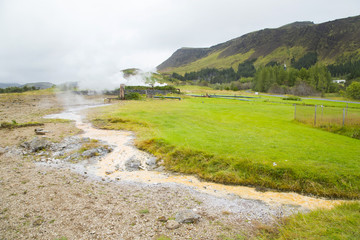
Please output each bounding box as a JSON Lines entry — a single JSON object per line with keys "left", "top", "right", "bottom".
{"left": 98, "top": 146, "right": 112, "bottom": 155}
{"left": 81, "top": 147, "right": 111, "bottom": 158}
{"left": 175, "top": 209, "right": 200, "bottom": 223}
{"left": 63, "top": 153, "right": 81, "bottom": 162}
{"left": 50, "top": 136, "right": 82, "bottom": 152}
{"left": 21, "top": 137, "right": 52, "bottom": 152}
{"left": 145, "top": 157, "right": 157, "bottom": 166}
{"left": 165, "top": 220, "right": 180, "bottom": 230}
{"left": 155, "top": 166, "right": 165, "bottom": 171}
{"left": 105, "top": 170, "right": 114, "bottom": 175}
{"left": 70, "top": 153, "right": 81, "bottom": 160}
{"left": 34, "top": 128, "right": 48, "bottom": 135}
{"left": 157, "top": 216, "right": 167, "bottom": 222}
{"left": 81, "top": 149, "right": 98, "bottom": 158}
{"left": 124, "top": 156, "right": 141, "bottom": 171}
{"left": 52, "top": 152, "right": 64, "bottom": 157}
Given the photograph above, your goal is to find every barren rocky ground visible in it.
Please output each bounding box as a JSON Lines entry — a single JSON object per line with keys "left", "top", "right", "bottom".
{"left": 0, "top": 92, "right": 302, "bottom": 240}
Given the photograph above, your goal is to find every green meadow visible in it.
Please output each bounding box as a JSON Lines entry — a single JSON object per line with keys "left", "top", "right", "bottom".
{"left": 259, "top": 202, "right": 360, "bottom": 239}
{"left": 91, "top": 96, "right": 360, "bottom": 199}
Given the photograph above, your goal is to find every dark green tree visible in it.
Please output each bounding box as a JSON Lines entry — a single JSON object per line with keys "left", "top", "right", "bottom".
{"left": 237, "top": 59, "right": 256, "bottom": 78}
{"left": 292, "top": 52, "right": 318, "bottom": 69}
{"left": 346, "top": 82, "right": 360, "bottom": 99}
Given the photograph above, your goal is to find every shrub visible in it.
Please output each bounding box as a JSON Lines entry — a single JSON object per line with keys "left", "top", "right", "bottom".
{"left": 282, "top": 96, "right": 301, "bottom": 101}
{"left": 346, "top": 81, "right": 360, "bottom": 99}
{"left": 125, "top": 92, "right": 141, "bottom": 100}
{"left": 269, "top": 84, "right": 289, "bottom": 94}
{"left": 291, "top": 81, "right": 316, "bottom": 96}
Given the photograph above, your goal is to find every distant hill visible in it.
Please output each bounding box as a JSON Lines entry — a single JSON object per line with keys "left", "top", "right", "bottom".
{"left": 0, "top": 83, "right": 22, "bottom": 88}
{"left": 24, "top": 82, "right": 54, "bottom": 89}
{"left": 0, "top": 82, "right": 54, "bottom": 89}
{"left": 157, "top": 15, "right": 360, "bottom": 74}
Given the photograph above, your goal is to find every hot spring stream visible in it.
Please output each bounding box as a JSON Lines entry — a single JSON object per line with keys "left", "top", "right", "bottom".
{"left": 45, "top": 103, "right": 342, "bottom": 211}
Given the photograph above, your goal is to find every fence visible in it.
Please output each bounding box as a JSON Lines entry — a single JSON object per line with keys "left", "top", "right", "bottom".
{"left": 294, "top": 104, "right": 360, "bottom": 127}
{"left": 104, "top": 89, "right": 179, "bottom": 96}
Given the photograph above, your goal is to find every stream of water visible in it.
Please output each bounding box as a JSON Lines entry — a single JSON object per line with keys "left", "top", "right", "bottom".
{"left": 45, "top": 103, "right": 342, "bottom": 211}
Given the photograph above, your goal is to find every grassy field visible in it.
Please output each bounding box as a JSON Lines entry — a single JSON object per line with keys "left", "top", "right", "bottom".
{"left": 259, "top": 202, "right": 360, "bottom": 239}
{"left": 90, "top": 96, "right": 360, "bottom": 199}
{"left": 177, "top": 86, "right": 360, "bottom": 108}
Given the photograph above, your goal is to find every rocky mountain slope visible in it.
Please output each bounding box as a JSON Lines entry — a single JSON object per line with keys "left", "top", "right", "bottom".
{"left": 158, "top": 15, "right": 360, "bottom": 74}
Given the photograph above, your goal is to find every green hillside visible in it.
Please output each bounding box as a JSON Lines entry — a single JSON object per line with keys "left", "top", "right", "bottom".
{"left": 158, "top": 15, "right": 360, "bottom": 74}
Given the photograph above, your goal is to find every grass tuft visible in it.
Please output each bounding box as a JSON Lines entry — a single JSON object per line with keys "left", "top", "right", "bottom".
{"left": 138, "top": 138, "right": 360, "bottom": 199}
{"left": 259, "top": 202, "right": 360, "bottom": 239}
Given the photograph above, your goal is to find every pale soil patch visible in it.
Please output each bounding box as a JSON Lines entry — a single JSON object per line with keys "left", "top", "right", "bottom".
{"left": 0, "top": 122, "right": 81, "bottom": 147}
{"left": 0, "top": 92, "right": 80, "bottom": 147}
{"left": 0, "top": 153, "right": 253, "bottom": 240}
{"left": 0, "top": 93, "right": 61, "bottom": 123}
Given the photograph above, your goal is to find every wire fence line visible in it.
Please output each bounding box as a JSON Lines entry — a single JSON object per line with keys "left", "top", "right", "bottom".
{"left": 294, "top": 104, "right": 360, "bottom": 127}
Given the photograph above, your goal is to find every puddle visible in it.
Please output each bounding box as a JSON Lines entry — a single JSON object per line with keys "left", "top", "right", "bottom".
{"left": 45, "top": 103, "right": 343, "bottom": 210}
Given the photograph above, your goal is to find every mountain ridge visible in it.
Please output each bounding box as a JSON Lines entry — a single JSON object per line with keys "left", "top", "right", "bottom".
{"left": 157, "top": 15, "right": 360, "bottom": 74}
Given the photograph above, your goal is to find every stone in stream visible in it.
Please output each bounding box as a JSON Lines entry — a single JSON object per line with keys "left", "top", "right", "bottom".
{"left": 81, "top": 147, "right": 111, "bottom": 158}
{"left": 145, "top": 157, "right": 157, "bottom": 167}
{"left": 175, "top": 209, "right": 200, "bottom": 223}
{"left": 124, "top": 156, "right": 141, "bottom": 171}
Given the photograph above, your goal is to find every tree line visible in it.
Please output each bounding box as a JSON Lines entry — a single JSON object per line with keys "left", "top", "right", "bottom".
{"left": 252, "top": 65, "right": 335, "bottom": 95}
{"left": 170, "top": 57, "right": 360, "bottom": 98}
{"left": 171, "top": 60, "right": 256, "bottom": 84}
{"left": 327, "top": 60, "right": 360, "bottom": 80}
{"left": 0, "top": 85, "right": 38, "bottom": 94}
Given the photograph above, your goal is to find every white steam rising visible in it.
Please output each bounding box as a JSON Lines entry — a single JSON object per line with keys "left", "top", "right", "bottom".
{"left": 77, "top": 69, "right": 166, "bottom": 91}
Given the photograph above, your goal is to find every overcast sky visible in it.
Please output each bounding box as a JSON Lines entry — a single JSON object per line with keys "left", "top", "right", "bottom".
{"left": 0, "top": 0, "right": 359, "bottom": 88}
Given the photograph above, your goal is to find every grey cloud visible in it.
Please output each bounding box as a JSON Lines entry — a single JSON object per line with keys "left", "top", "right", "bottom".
{"left": 0, "top": 0, "right": 359, "bottom": 89}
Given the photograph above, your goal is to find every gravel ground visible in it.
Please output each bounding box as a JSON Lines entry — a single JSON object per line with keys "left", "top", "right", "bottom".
{"left": 0, "top": 148, "right": 286, "bottom": 240}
